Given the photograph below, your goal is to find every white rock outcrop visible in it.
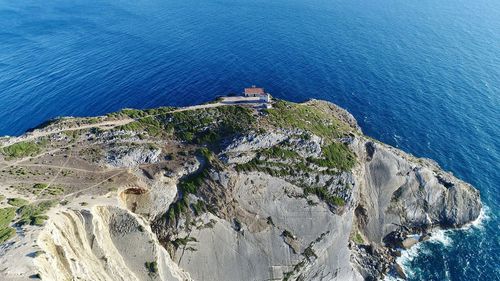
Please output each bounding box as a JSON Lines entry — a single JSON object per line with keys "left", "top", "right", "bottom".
{"left": 35, "top": 206, "right": 191, "bottom": 281}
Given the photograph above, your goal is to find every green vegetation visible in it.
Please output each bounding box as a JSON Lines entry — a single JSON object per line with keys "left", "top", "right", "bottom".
{"left": 236, "top": 155, "right": 315, "bottom": 178}
{"left": 32, "top": 183, "right": 65, "bottom": 196}
{"left": 283, "top": 260, "right": 306, "bottom": 281}
{"left": 179, "top": 168, "right": 207, "bottom": 195}
{"left": 303, "top": 245, "right": 317, "bottom": 261}
{"left": 167, "top": 148, "right": 214, "bottom": 222}
{"left": 32, "top": 250, "right": 45, "bottom": 257}
{"left": 197, "top": 147, "right": 213, "bottom": 161}
{"left": 62, "top": 129, "right": 82, "bottom": 141}
{"left": 168, "top": 106, "right": 255, "bottom": 145}
{"left": 115, "top": 108, "right": 150, "bottom": 118}
{"left": 144, "top": 261, "right": 158, "bottom": 274}
{"left": 116, "top": 106, "right": 255, "bottom": 143}
{"left": 282, "top": 229, "right": 294, "bottom": 239}
{"left": 0, "top": 208, "right": 16, "bottom": 230}
{"left": 308, "top": 142, "right": 356, "bottom": 171}
{"left": 32, "top": 183, "right": 48, "bottom": 191}
{"left": 0, "top": 208, "right": 16, "bottom": 243}
{"left": 78, "top": 147, "right": 103, "bottom": 162}
{"left": 167, "top": 198, "right": 187, "bottom": 222}
{"left": 7, "top": 198, "right": 29, "bottom": 207}
{"left": 260, "top": 146, "right": 300, "bottom": 159}
{"left": 114, "top": 107, "right": 175, "bottom": 137}
{"left": 1, "top": 141, "right": 41, "bottom": 159}
{"left": 136, "top": 116, "right": 164, "bottom": 137}
{"left": 171, "top": 236, "right": 197, "bottom": 248}
{"left": 17, "top": 200, "right": 57, "bottom": 226}
{"left": 283, "top": 270, "right": 293, "bottom": 281}
{"left": 108, "top": 107, "right": 175, "bottom": 119}
{"left": 265, "top": 100, "right": 351, "bottom": 140}
{"left": 0, "top": 226, "right": 16, "bottom": 244}
{"left": 119, "top": 116, "right": 165, "bottom": 137}
{"left": 82, "top": 117, "right": 101, "bottom": 124}
{"left": 234, "top": 142, "right": 353, "bottom": 209}
{"left": 303, "top": 186, "right": 345, "bottom": 207}
{"left": 353, "top": 232, "right": 364, "bottom": 244}
{"left": 46, "top": 186, "right": 64, "bottom": 195}
{"left": 236, "top": 142, "right": 355, "bottom": 178}
{"left": 191, "top": 200, "right": 207, "bottom": 216}
{"left": 0, "top": 194, "right": 5, "bottom": 202}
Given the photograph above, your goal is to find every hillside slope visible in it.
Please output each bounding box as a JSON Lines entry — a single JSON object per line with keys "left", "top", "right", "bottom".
{"left": 0, "top": 99, "right": 481, "bottom": 280}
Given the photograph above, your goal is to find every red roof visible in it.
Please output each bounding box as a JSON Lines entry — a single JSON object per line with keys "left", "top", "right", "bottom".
{"left": 244, "top": 87, "right": 264, "bottom": 95}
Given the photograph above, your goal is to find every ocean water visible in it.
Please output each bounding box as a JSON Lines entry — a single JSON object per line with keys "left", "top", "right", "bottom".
{"left": 0, "top": 0, "right": 499, "bottom": 280}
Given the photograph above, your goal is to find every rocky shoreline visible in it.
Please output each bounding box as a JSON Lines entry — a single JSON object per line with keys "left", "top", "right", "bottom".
{"left": 0, "top": 98, "right": 481, "bottom": 280}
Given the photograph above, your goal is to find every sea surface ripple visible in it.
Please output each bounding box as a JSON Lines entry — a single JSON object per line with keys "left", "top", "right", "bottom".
{"left": 0, "top": 0, "right": 499, "bottom": 280}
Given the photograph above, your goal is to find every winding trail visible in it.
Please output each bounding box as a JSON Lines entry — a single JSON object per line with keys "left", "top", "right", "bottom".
{"left": 1, "top": 97, "right": 269, "bottom": 149}
{"left": 0, "top": 118, "right": 134, "bottom": 148}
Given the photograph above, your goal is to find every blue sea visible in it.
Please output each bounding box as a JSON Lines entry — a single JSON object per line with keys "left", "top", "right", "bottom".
{"left": 0, "top": 0, "right": 498, "bottom": 280}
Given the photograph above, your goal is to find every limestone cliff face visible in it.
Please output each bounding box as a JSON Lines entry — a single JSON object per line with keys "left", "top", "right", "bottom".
{"left": 166, "top": 173, "right": 362, "bottom": 281}
{"left": 1, "top": 99, "right": 480, "bottom": 281}
{"left": 147, "top": 116, "right": 480, "bottom": 280}
{"left": 35, "top": 206, "right": 190, "bottom": 281}
{"left": 350, "top": 138, "right": 481, "bottom": 279}
{"left": 354, "top": 139, "right": 481, "bottom": 244}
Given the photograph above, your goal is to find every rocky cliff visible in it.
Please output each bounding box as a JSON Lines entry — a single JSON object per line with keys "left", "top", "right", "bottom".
{"left": 0, "top": 99, "right": 481, "bottom": 281}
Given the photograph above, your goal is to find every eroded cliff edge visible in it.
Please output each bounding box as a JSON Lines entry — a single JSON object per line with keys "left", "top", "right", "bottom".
{"left": 0, "top": 99, "right": 481, "bottom": 280}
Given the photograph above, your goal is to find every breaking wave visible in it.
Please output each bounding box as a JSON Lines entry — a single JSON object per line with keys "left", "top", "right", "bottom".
{"left": 388, "top": 205, "right": 491, "bottom": 281}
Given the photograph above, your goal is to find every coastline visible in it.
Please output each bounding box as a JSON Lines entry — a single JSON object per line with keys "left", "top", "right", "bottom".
{"left": 390, "top": 206, "right": 490, "bottom": 280}
{"left": 0, "top": 98, "right": 485, "bottom": 280}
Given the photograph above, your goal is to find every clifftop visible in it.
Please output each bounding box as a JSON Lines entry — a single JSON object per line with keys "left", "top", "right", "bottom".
{"left": 0, "top": 99, "right": 481, "bottom": 281}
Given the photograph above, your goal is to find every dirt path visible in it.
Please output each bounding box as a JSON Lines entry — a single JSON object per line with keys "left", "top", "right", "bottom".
{"left": 35, "top": 148, "right": 74, "bottom": 198}
{"left": 2, "top": 98, "right": 270, "bottom": 149}
{"left": 0, "top": 104, "right": 215, "bottom": 149}
{"left": 13, "top": 163, "right": 102, "bottom": 173}
{"left": 60, "top": 170, "right": 127, "bottom": 201}
{"left": 0, "top": 118, "right": 135, "bottom": 148}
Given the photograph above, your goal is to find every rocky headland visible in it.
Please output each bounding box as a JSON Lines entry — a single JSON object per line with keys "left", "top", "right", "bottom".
{"left": 0, "top": 99, "right": 481, "bottom": 280}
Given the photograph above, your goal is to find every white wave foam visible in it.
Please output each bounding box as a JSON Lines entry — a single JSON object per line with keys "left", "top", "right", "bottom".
{"left": 427, "top": 229, "right": 453, "bottom": 247}
{"left": 389, "top": 228, "right": 453, "bottom": 280}
{"left": 463, "top": 205, "right": 490, "bottom": 232}
{"left": 385, "top": 206, "right": 490, "bottom": 280}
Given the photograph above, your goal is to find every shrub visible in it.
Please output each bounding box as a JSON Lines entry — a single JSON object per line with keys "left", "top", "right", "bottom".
{"left": 33, "top": 183, "right": 48, "bottom": 190}
{"left": 177, "top": 149, "right": 212, "bottom": 196}
{"left": 282, "top": 229, "right": 294, "bottom": 239}
{"left": 169, "top": 106, "right": 255, "bottom": 145}
{"left": 118, "top": 109, "right": 149, "bottom": 118}
{"left": 303, "top": 245, "right": 317, "bottom": 261}
{"left": 260, "top": 146, "right": 299, "bottom": 159}
{"left": 0, "top": 208, "right": 16, "bottom": 227}
{"left": 33, "top": 250, "right": 45, "bottom": 257}
{"left": 303, "top": 187, "right": 345, "bottom": 207}
{"left": 353, "top": 232, "right": 364, "bottom": 244}
{"left": 265, "top": 100, "right": 350, "bottom": 139}
{"left": 7, "top": 198, "right": 29, "bottom": 207}
{"left": 144, "top": 261, "right": 158, "bottom": 274}
{"left": 17, "top": 200, "right": 57, "bottom": 226}
{"left": 308, "top": 142, "right": 356, "bottom": 171}
{"left": 32, "top": 183, "right": 65, "bottom": 196}
{"left": 0, "top": 207, "right": 16, "bottom": 244}
{"left": 266, "top": 216, "right": 274, "bottom": 226}
{"left": 1, "top": 141, "right": 41, "bottom": 159}
{"left": 0, "top": 227, "right": 15, "bottom": 244}
{"left": 171, "top": 236, "right": 197, "bottom": 248}
{"left": 191, "top": 200, "right": 206, "bottom": 216}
